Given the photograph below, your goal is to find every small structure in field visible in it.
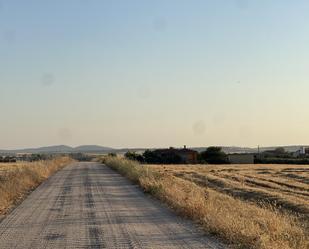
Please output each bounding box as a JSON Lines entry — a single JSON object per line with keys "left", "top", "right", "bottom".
{"left": 228, "top": 153, "right": 254, "bottom": 164}
{"left": 293, "top": 147, "right": 309, "bottom": 157}
{"left": 177, "top": 146, "right": 199, "bottom": 164}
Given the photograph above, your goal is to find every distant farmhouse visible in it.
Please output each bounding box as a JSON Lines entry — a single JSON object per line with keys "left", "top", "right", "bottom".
{"left": 292, "top": 147, "right": 309, "bottom": 157}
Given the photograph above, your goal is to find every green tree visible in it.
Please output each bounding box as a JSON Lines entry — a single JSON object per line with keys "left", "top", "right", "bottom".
{"left": 200, "top": 147, "right": 228, "bottom": 164}
{"left": 124, "top": 151, "right": 144, "bottom": 162}
{"left": 274, "top": 147, "right": 285, "bottom": 154}
{"left": 143, "top": 150, "right": 161, "bottom": 164}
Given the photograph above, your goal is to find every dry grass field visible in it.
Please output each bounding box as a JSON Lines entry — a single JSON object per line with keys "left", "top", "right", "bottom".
{"left": 148, "top": 164, "right": 309, "bottom": 248}
{"left": 105, "top": 157, "right": 308, "bottom": 249}
{"left": 0, "top": 157, "right": 73, "bottom": 217}
{"left": 148, "top": 164, "right": 309, "bottom": 221}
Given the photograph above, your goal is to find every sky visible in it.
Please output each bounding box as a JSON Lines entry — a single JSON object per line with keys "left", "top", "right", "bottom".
{"left": 1, "top": 0, "right": 309, "bottom": 149}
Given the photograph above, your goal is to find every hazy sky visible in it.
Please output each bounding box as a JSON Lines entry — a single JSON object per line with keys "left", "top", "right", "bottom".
{"left": 1, "top": 0, "right": 309, "bottom": 149}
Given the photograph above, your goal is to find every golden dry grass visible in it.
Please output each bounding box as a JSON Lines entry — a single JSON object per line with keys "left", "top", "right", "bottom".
{"left": 149, "top": 164, "right": 309, "bottom": 220}
{"left": 104, "top": 157, "right": 308, "bottom": 249}
{"left": 0, "top": 157, "right": 74, "bottom": 216}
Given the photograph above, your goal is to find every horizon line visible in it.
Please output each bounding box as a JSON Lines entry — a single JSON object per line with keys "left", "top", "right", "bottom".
{"left": 1, "top": 144, "right": 309, "bottom": 151}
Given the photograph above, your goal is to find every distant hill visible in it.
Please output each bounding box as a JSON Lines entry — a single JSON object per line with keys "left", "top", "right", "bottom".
{"left": 73, "top": 145, "right": 113, "bottom": 152}
{"left": 0, "top": 145, "right": 114, "bottom": 154}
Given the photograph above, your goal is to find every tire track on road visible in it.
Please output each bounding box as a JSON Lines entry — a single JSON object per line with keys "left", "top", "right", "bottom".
{"left": 82, "top": 166, "right": 106, "bottom": 249}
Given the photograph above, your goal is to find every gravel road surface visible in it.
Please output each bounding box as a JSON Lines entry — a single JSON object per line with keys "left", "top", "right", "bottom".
{"left": 0, "top": 162, "right": 225, "bottom": 249}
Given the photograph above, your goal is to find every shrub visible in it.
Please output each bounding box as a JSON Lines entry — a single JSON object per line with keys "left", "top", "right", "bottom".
{"left": 200, "top": 147, "right": 229, "bottom": 164}
{"left": 124, "top": 151, "right": 144, "bottom": 162}
{"left": 143, "top": 149, "right": 183, "bottom": 164}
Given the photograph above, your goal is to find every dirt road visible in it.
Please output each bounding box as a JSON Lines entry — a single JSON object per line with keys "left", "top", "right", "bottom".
{"left": 0, "top": 162, "right": 225, "bottom": 248}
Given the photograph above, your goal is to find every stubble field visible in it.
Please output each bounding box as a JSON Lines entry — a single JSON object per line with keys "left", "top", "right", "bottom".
{"left": 144, "top": 163, "right": 309, "bottom": 248}
{"left": 148, "top": 164, "right": 309, "bottom": 221}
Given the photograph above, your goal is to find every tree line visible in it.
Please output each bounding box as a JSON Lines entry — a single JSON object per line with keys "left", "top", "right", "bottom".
{"left": 120, "top": 147, "right": 229, "bottom": 164}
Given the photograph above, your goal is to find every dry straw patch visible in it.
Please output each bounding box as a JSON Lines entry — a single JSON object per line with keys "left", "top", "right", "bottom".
{"left": 0, "top": 157, "right": 73, "bottom": 216}
{"left": 104, "top": 157, "right": 308, "bottom": 249}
